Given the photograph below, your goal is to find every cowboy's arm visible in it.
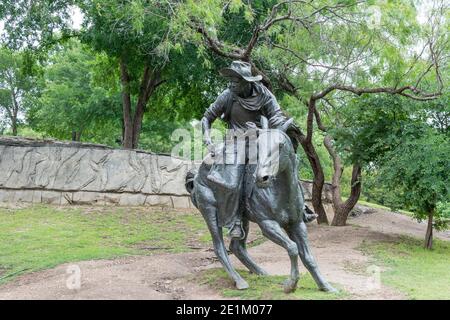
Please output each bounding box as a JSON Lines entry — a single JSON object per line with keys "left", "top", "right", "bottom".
{"left": 262, "top": 96, "right": 289, "bottom": 128}
{"left": 201, "top": 90, "right": 228, "bottom": 146}
{"left": 263, "top": 95, "right": 303, "bottom": 151}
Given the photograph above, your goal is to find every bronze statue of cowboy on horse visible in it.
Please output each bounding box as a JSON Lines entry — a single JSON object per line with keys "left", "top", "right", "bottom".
{"left": 186, "top": 61, "right": 335, "bottom": 293}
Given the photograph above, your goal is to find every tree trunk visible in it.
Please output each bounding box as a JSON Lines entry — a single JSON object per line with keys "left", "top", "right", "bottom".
{"left": 71, "top": 131, "right": 82, "bottom": 141}
{"left": 11, "top": 118, "right": 17, "bottom": 136}
{"left": 131, "top": 67, "right": 161, "bottom": 149}
{"left": 302, "top": 99, "right": 329, "bottom": 224}
{"left": 119, "top": 59, "right": 133, "bottom": 149}
{"left": 119, "top": 60, "right": 163, "bottom": 150}
{"left": 424, "top": 211, "right": 433, "bottom": 250}
{"left": 300, "top": 140, "right": 329, "bottom": 224}
{"left": 10, "top": 90, "right": 19, "bottom": 136}
{"left": 331, "top": 166, "right": 362, "bottom": 226}
{"left": 324, "top": 135, "right": 362, "bottom": 226}
{"left": 269, "top": 69, "right": 331, "bottom": 225}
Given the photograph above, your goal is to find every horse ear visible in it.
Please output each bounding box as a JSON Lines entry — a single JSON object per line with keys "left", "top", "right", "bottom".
{"left": 260, "top": 116, "right": 269, "bottom": 129}
{"left": 280, "top": 118, "right": 294, "bottom": 132}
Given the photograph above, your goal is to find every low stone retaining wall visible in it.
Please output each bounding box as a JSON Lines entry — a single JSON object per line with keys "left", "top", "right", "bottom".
{"left": 0, "top": 136, "right": 332, "bottom": 208}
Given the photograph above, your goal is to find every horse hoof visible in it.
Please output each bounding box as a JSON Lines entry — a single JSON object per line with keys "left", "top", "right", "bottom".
{"left": 236, "top": 279, "right": 249, "bottom": 290}
{"left": 320, "top": 283, "right": 338, "bottom": 293}
{"left": 253, "top": 269, "right": 269, "bottom": 276}
{"left": 283, "top": 279, "right": 298, "bottom": 294}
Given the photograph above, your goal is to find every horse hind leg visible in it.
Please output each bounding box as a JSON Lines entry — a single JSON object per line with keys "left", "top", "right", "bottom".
{"left": 288, "top": 221, "right": 338, "bottom": 293}
{"left": 229, "top": 218, "right": 268, "bottom": 276}
{"left": 201, "top": 205, "right": 249, "bottom": 290}
{"left": 257, "top": 219, "right": 299, "bottom": 293}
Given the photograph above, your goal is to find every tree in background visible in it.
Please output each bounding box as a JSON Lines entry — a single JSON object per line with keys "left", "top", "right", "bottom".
{"left": 0, "top": 110, "right": 7, "bottom": 135}
{"left": 374, "top": 129, "right": 449, "bottom": 249}
{"left": 1, "top": 0, "right": 223, "bottom": 149}
{"left": 167, "top": 0, "right": 447, "bottom": 224}
{"left": 78, "top": 0, "right": 181, "bottom": 149}
{"left": 333, "top": 95, "right": 428, "bottom": 222}
{"left": 0, "top": 47, "right": 39, "bottom": 136}
{"left": 27, "top": 39, "right": 122, "bottom": 143}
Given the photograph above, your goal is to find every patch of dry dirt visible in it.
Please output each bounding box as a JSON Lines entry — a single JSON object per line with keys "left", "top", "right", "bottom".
{"left": 0, "top": 206, "right": 448, "bottom": 300}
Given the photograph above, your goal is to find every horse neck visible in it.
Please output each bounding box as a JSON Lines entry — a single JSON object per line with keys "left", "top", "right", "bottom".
{"left": 270, "top": 142, "right": 299, "bottom": 205}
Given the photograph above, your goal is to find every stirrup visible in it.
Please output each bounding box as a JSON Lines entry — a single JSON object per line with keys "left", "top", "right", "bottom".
{"left": 228, "top": 222, "right": 245, "bottom": 240}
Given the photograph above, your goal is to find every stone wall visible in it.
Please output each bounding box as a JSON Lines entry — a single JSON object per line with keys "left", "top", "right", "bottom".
{"left": 0, "top": 136, "right": 333, "bottom": 208}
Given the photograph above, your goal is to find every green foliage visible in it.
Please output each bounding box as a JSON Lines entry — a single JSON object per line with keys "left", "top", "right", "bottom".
{"left": 80, "top": 0, "right": 170, "bottom": 64}
{"left": 1, "top": 0, "right": 448, "bottom": 209}
{"left": 373, "top": 130, "right": 449, "bottom": 229}
{"left": 0, "top": 46, "right": 40, "bottom": 133}
{"left": 360, "top": 237, "right": 450, "bottom": 299}
{"left": 0, "top": 205, "right": 209, "bottom": 284}
{"left": 332, "top": 95, "right": 423, "bottom": 165}
{"left": 0, "top": 0, "right": 76, "bottom": 50}
{"left": 331, "top": 94, "right": 449, "bottom": 203}
{"left": 27, "top": 39, "right": 122, "bottom": 143}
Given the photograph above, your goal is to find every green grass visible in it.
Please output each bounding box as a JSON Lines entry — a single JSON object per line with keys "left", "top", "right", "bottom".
{"left": 0, "top": 205, "right": 209, "bottom": 284}
{"left": 199, "top": 268, "right": 346, "bottom": 300}
{"left": 357, "top": 200, "right": 413, "bottom": 216}
{"left": 359, "top": 237, "right": 450, "bottom": 300}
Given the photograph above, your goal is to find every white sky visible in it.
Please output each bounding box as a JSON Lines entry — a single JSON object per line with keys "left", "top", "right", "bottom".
{"left": 69, "top": 6, "right": 84, "bottom": 31}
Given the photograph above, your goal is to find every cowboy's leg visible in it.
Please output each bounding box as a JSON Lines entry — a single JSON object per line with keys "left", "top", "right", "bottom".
{"left": 228, "top": 164, "right": 246, "bottom": 239}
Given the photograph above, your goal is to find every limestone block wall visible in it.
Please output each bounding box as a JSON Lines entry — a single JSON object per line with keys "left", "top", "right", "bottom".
{"left": 0, "top": 136, "right": 333, "bottom": 208}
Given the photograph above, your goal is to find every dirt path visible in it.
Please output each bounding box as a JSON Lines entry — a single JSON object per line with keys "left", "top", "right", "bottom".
{"left": 0, "top": 207, "right": 448, "bottom": 300}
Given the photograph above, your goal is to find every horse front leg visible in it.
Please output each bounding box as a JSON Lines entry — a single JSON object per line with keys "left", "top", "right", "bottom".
{"left": 288, "top": 221, "right": 337, "bottom": 293}
{"left": 201, "top": 206, "right": 249, "bottom": 290}
{"left": 257, "top": 219, "right": 299, "bottom": 293}
{"left": 229, "top": 218, "right": 268, "bottom": 276}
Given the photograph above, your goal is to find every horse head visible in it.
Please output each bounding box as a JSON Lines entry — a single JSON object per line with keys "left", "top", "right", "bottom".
{"left": 255, "top": 118, "right": 294, "bottom": 188}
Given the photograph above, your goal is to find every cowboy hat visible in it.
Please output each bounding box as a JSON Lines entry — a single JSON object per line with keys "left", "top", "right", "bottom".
{"left": 219, "top": 60, "right": 263, "bottom": 82}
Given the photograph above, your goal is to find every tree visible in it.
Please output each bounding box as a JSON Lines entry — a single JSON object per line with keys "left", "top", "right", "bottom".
{"left": 27, "top": 39, "right": 122, "bottom": 143}
{"left": 374, "top": 129, "right": 449, "bottom": 249}
{"left": 77, "top": 0, "right": 181, "bottom": 149}
{"left": 169, "top": 0, "right": 446, "bottom": 224}
{"left": 0, "top": 110, "right": 7, "bottom": 135}
{"left": 331, "top": 94, "right": 425, "bottom": 223}
{"left": 0, "top": 47, "right": 38, "bottom": 136}
{"left": 2, "top": 0, "right": 226, "bottom": 151}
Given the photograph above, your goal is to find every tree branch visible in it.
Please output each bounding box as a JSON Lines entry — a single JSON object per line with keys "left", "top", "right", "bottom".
{"left": 312, "top": 84, "right": 442, "bottom": 102}
{"left": 195, "top": 24, "right": 243, "bottom": 60}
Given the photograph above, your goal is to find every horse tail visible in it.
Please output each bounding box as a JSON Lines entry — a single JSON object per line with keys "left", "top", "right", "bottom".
{"left": 185, "top": 168, "right": 198, "bottom": 208}
{"left": 185, "top": 169, "right": 197, "bottom": 194}
{"left": 303, "top": 205, "right": 318, "bottom": 223}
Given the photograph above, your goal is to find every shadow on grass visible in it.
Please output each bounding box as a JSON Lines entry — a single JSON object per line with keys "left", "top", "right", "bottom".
{"left": 198, "top": 268, "right": 347, "bottom": 300}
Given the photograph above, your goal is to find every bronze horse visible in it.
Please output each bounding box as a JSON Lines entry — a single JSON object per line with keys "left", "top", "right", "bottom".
{"left": 185, "top": 119, "right": 336, "bottom": 293}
